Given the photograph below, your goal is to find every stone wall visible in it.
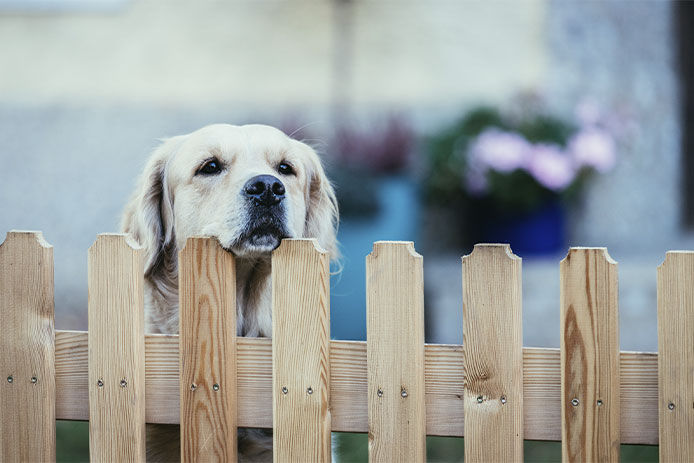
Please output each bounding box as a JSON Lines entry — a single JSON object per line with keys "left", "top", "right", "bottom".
{"left": 546, "top": 0, "right": 684, "bottom": 255}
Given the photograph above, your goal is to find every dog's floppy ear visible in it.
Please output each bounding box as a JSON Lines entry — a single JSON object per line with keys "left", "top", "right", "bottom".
{"left": 301, "top": 143, "right": 339, "bottom": 259}
{"left": 121, "top": 136, "right": 184, "bottom": 277}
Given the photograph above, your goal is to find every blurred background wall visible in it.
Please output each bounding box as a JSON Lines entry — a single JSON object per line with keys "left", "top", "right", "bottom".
{"left": 0, "top": 0, "right": 687, "bottom": 353}
{"left": 0, "top": 1, "right": 683, "bottom": 460}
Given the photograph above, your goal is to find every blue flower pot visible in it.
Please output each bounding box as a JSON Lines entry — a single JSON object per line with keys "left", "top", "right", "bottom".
{"left": 483, "top": 201, "right": 566, "bottom": 256}
{"left": 331, "top": 175, "right": 419, "bottom": 340}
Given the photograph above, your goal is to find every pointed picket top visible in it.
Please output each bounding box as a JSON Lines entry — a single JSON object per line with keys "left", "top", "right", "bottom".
{"left": 0, "top": 230, "right": 52, "bottom": 251}
{"left": 462, "top": 243, "right": 521, "bottom": 263}
{"left": 274, "top": 237, "right": 327, "bottom": 257}
{"left": 561, "top": 246, "right": 617, "bottom": 266}
{"left": 657, "top": 249, "right": 694, "bottom": 270}
{"left": 368, "top": 240, "right": 421, "bottom": 261}
{"left": 88, "top": 232, "right": 142, "bottom": 254}
{"left": 179, "top": 235, "right": 220, "bottom": 254}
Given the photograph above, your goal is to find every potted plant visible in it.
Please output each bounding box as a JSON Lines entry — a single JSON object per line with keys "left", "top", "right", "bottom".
{"left": 423, "top": 100, "right": 618, "bottom": 255}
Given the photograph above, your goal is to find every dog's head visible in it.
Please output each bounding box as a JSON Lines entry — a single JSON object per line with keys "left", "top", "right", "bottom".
{"left": 121, "top": 124, "right": 338, "bottom": 277}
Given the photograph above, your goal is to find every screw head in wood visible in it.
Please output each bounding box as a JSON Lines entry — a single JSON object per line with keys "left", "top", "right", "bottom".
{"left": 307, "top": 387, "right": 313, "bottom": 395}
{"left": 97, "top": 379, "right": 104, "bottom": 387}
{"left": 191, "top": 383, "right": 197, "bottom": 391}
{"left": 30, "top": 376, "right": 38, "bottom": 384}
{"left": 213, "top": 383, "right": 220, "bottom": 391}
{"left": 6, "top": 376, "right": 13, "bottom": 384}
{"left": 281, "top": 386, "right": 288, "bottom": 395}
{"left": 401, "top": 388, "right": 408, "bottom": 398}
{"left": 668, "top": 402, "right": 675, "bottom": 410}
{"left": 597, "top": 400, "right": 603, "bottom": 407}
{"left": 377, "top": 388, "right": 383, "bottom": 397}
{"left": 477, "top": 395, "right": 483, "bottom": 403}
{"left": 571, "top": 398, "right": 579, "bottom": 406}
{"left": 120, "top": 379, "right": 127, "bottom": 388}
{"left": 500, "top": 396, "right": 507, "bottom": 404}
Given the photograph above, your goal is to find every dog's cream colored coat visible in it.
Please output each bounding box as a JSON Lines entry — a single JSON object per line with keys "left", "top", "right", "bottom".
{"left": 120, "top": 124, "right": 338, "bottom": 461}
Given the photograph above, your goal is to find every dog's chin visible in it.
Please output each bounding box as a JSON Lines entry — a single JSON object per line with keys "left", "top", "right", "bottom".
{"left": 226, "top": 229, "right": 288, "bottom": 258}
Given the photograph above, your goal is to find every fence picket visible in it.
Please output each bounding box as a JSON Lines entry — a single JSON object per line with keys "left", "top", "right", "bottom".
{"left": 560, "top": 248, "right": 620, "bottom": 462}
{"left": 0, "top": 231, "right": 55, "bottom": 462}
{"left": 657, "top": 252, "right": 694, "bottom": 461}
{"left": 88, "top": 234, "right": 146, "bottom": 462}
{"left": 366, "top": 241, "right": 426, "bottom": 463}
{"left": 272, "top": 239, "right": 331, "bottom": 462}
{"left": 3, "top": 230, "right": 686, "bottom": 458}
{"left": 462, "top": 244, "right": 523, "bottom": 462}
{"left": 179, "top": 237, "right": 237, "bottom": 462}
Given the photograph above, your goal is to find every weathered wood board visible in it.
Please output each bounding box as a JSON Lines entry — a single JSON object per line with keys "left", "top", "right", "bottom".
{"left": 462, "top": 244, "right": 523, "bottom": 462}
{"left": 0, "top": 231, "right": 56, "bottom": 462}
{"left": 367, "top": 242, "right": 426, "bottom": 462}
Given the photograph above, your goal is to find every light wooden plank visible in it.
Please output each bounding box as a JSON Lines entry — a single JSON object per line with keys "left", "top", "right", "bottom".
{"left": 462, "top": 244, "right": 523, "bottom": 462}
{"left": 366, "top": 241, "right": 426, "bottom": 463}
{"left": 0, "top": 231, "right": 55, "bottom": 462}
{"left": 272, "top": 239, "right": 331, "bottom": 462}
{"left": 657, "top": 252, "right": 694, "bottom": 462}
{"left": 561, "top": 248, "right": 620, "bottom": 462}
{"left": 88, "top": 234, "right": 146, "bottom": 462}
{"left": 179, "top": 237, "right": 237, "bottom": 462}
{"left": 53, "top": 331, "right": 660, "bottom": 444}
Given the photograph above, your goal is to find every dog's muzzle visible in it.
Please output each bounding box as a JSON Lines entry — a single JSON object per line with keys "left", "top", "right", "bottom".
{"left": 233, "top": 174, "right": 290, "bottom": 252}
{"left": 243, "top": 174, "right": 285, "bottom": 207}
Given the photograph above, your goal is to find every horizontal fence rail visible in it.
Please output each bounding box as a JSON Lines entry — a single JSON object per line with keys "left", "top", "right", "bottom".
{"left": 53, "top": 332, "right": 659, "bottom": 443}
{"left": 2, "top": 230, "right": 694, "bottom": 462}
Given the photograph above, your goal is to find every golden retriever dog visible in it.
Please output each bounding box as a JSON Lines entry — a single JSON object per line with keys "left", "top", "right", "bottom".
{"left": 120, "top": 123, "right": 339, "bottom": 461}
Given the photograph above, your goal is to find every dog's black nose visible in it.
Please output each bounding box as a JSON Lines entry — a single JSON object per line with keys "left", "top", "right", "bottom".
{"left": 243, "top": 175, "right": 285, "bottom": 206}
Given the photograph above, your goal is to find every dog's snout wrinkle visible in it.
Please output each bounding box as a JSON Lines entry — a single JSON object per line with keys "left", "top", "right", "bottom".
{"left": 243, "top": 174, "right": 285, "bottom": 206}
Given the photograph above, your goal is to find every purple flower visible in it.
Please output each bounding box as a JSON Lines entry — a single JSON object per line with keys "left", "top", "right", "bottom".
{"left": 526, "top": 143, "right": 576, "bottom": 191}
{"left": 574, "top": 98, "right": 603, "bottom": 127}
{"left": 469, "top": 128, "right": 532, "bottom": 173}
{"left": 568, "top": 128, "right": 617, "bottom": 173}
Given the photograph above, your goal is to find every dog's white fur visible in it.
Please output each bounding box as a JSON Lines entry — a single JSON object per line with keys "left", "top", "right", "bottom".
{"left": 120, "top": 123, "right": 338, "bottom": 461}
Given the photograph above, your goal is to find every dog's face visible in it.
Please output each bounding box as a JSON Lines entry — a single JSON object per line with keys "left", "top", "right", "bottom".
{"left": 167, "top": 124, "right": 320, "bottom": 256}
{"left": 122, "top": 124, "right": 338, "bottom": 275}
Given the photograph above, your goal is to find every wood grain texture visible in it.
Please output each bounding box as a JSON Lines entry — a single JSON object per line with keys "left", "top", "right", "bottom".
{"left": 657, "top": 252, "right": 694, "bottom": 462}
{"left": 560, "top": 248, "right": 620, "bottom": 463}
{"left": 53, "top": 331, "right": 659, "bottom": 443}
{"left": 87, "top": 234, "right": 146, "bottom": 462}
{"left": 272, "top": 239, "right": 331, "bottom": 462}
{"left": 366, "top": 242, "right": 426, "bottom": 463}
{"left": 179, "top": 238, "right": 237, "bottom": 462}
{"left": 0, "top": 231, "right": 55, "bottom": 462}
{"left": 462, "top": 244, "right": 523, "bottom": 463}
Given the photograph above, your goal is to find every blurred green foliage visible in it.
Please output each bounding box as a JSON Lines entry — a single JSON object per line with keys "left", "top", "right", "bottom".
{"left": 56, "top": 421, "right": 88, "bottom": 462}
{"left": 424, "top": 106, "right": 503, "bottom": 206}
{"left": 333, "top": 432, "right": 658, "bottom": 462}
{"left": 57, "top": 422, "right": 658, "bottom": 462}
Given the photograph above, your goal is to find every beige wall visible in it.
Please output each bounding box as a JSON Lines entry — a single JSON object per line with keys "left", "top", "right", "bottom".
{"left": 349, "top": 1, "right": 546, "bottom": 107}
{"left": 0, "top": 0, "right": 547, "bottom": 110}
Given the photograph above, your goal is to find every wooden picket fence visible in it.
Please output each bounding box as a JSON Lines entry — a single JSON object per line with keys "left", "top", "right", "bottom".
{"left": 1, "top": 230, "right": 693, "bottom": 462}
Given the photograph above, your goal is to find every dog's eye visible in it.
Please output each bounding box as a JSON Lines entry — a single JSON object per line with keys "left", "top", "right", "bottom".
{"left": 277, "top": 162, "right": 295, "bottom": 176}
{"left": 197, "top": 158, "right": 222, "bottom": 176}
